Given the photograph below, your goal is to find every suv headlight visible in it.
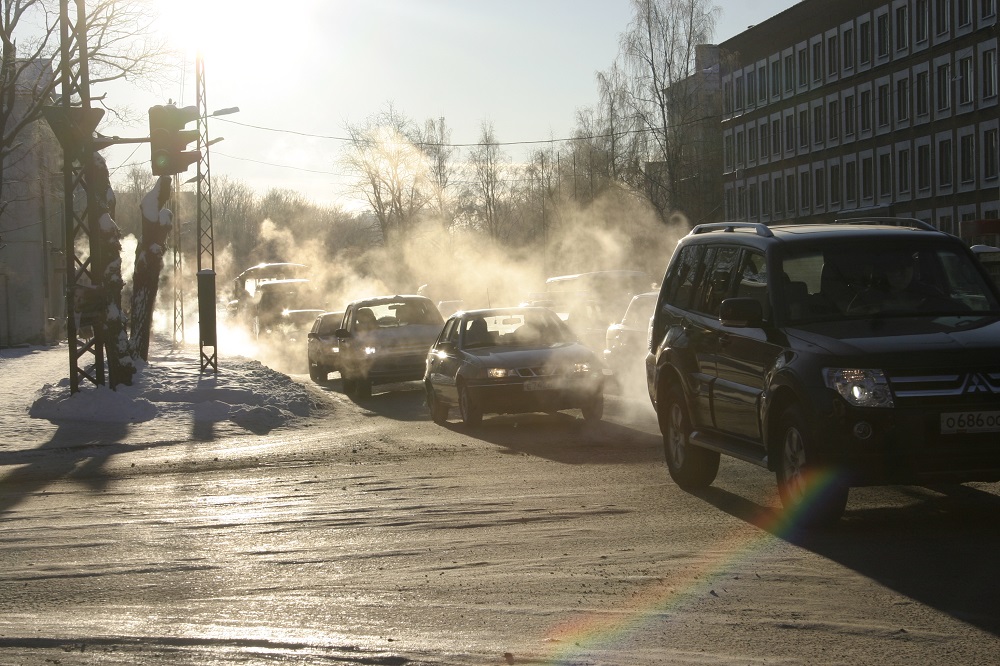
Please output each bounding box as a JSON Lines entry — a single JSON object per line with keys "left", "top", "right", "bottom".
{"left": 823, "top": 369, "right": 894, "bottom": 408}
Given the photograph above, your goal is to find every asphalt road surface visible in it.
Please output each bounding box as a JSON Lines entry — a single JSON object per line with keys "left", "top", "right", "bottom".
{"left": 2, "top": 374, "right": 1000, "bottom": 665}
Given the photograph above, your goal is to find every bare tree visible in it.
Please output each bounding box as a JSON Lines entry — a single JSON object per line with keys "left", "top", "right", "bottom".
{"left": 0, "top": 0, "right": 172, "bottom": 220}
{"left": 618, "top": 0, "right": 719, "bottom": 220}
{"left": 466, "top": 121, "right": 511, "bottom": 244}
{"left": 421, "top": 116, "right": 456, "bottom": 229}
{"left": 110, "top": 162, "right": 154, "bottom": 237}
{"left": 212, "top": 175, "right": 259, "bottom": 271}
{"left": 342, "top": 104, "right": 431, "bottom": 247}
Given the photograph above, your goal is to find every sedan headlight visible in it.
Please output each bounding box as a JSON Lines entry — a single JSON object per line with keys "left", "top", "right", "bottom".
{"left": 364, "top": 346, "right": 377, "bottom": 355}
{"left": 572, "top": 363, "right": 593, "bottom": 374}
{"left": 487, "top": 368, "right": 517, "bottom": 378}
{"left": 823, "top": 369, "right": 894, "bottom": 408}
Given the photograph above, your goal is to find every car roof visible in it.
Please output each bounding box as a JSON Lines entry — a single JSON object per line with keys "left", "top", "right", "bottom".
{"left": 452, "top": 306, "right": 554, "bottom": 319}
{"left": 347, "top": 294, "right": 432, "bottom": 307}
{"left": 681, "top": 220, "right": 956, "bottom": 252}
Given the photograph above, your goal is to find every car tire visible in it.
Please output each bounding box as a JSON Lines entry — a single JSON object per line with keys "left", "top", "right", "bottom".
{"left": 458, "top": 381, "right": 482, "bottom": 427}
{"left": 775, "top": 405, "right": 849, "bottom": 526}
{"left": 309, "top": 365, "right": 325, "bottom": 383}
{"left": 662, "top": 386, "right": 720, "bottom": 490}
{"left": 354, "top": 377, "right": 372, "bottom": 400}
{"left": 581, "top": 391, "right": 604, "bottom": 422}
{"left": 426, "top": 383, "right": 449, "bottom": 424}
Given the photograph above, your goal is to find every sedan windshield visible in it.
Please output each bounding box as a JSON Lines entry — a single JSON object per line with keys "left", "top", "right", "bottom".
{"left": 461, "top": 310, "right": 573, "bottom": 349}
{"left": 779, "top": 241, "right": 1000, "bottom": 323}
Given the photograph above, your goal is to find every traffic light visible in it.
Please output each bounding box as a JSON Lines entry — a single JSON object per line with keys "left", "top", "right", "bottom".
{"left": 148, "top": 104, "right": 201, "bottom": 176}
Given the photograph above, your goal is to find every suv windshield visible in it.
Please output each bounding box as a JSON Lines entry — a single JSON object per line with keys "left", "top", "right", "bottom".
{"left": 779, "top": 240, "right": 1000, "bottom": 323}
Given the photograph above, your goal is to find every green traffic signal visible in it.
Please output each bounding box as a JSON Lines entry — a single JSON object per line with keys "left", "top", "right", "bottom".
{"left": 148, "top": 104, "right": 201, "bottom": 176}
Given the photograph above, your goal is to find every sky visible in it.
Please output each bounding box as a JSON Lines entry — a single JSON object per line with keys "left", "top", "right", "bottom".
{"left": 98, "top": 1, "right": 801, "bottom": 211}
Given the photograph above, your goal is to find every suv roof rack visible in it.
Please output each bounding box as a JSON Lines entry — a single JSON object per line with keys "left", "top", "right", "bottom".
{"left": 832, "top": 216, "right": 938, "bottom": 231}
{"left": 690, "top": 222, "right": 774, "bottom": 237}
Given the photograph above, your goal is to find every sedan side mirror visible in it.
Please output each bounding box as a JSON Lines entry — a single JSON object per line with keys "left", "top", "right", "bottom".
{"left": 436, "top": 341, "right": 456, "bottom": 355}
{"left": 307, "top": 332, "right": 318, "bottom": 340}
{"left": 719, "top": 297, "right": 764, "bottom": 328}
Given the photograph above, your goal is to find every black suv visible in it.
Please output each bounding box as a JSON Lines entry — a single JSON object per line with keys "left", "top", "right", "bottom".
{"left": 646, "top": 220, "right": 1000, "bottom": 524}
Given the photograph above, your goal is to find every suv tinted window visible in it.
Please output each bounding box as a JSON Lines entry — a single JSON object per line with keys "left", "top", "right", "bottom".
{"left": 694, "top": 246, "right": 740, "bottom": 316}
{"left": 735, "top": 250, "right": 770, "bottom": 321}
{"left": 662, "top": 244, "right": 704, "bottom": 309}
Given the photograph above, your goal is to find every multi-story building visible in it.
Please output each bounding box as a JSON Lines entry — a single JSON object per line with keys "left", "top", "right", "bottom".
{"left": 719, "top": 0, "right": 999, "bottom": 244}
{"left": 0, "top": 59, "right": 65, "bottom": 347}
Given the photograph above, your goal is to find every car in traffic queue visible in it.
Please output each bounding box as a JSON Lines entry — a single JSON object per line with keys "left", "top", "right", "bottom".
{"left": 335, "top": 295, "right": 444, "bottom": 399}
{"left": 603, "top": 291, "right": 657, "bottom": 389}
{"left": 646, "top": 219, "right": 1000, "bottom": 525}
{"left": 306, "top": 310, "right": 345, "bottom": 383}
{"left": 424, "top": 307, "right": 607, "bottom": 426}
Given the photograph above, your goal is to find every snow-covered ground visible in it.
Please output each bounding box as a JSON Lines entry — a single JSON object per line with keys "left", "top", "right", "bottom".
{"left": 1, "top": 339, "right": 320, "bottom": 445}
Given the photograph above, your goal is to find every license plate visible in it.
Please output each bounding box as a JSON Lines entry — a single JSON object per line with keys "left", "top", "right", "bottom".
{"left": 524, "top": 378, "right": 555, "bottom": 391}
{"left": 940, "top": 411, "right": 1000, "bottom": 434}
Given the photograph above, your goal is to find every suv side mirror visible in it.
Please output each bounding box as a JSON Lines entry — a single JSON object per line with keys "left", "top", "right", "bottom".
{"left": 719, "top": 298, "right": 764, "bottom": 328}
{"left": 334, "top": 328, "right": 351, "bottom": 338}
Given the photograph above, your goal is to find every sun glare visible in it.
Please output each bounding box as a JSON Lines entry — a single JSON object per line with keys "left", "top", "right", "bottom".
{"left": 154, "top": 0, "right": 282, "bottom": 61}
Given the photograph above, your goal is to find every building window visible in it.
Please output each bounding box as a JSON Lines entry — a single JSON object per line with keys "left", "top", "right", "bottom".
{"left": 799, "top": 108, "right": 809, "bottom": 147}
{"left": 861, "top": 90, "right": 873, "bottom": 131}
{"left": 984, "top": 49, "right": 997, "bottom": 98}
{"left": 860, "top": 21, "right": 872, "bottom": 64}
{"left": 916, "top": 70, "right": 930, "bottom": 115}
{"left": 784, "top": 54, "right": 795, "bottom": 91}
{"left": 846, "top": 160, "right": 858, "bottom": 202}
{"left": 772, "top": 118, "right": 782, "bottom": 154}
{"left": 749, "top": 126, "right": 758, "bottom": 161}
{"left": 829, "top": 99, "right": 840, "bottom": 139}
{"left": 879, "top": 153, "right": 893, "bottom": 196}
{"left": 774, "top": 177, "right": 784, "bottom": 214}
{"left": 800, "top": 172, "right": 811, "bottom": 208}
{"left": 897, "top": 78, "right": 911, "bottom": 121}
{"left": 916, "top": 0, "right": 929, "bottom": 41}
{"left": 747, "top": 71, "right": 756, "bottom": 107}
{"left": 760, "top": 123, "right": 770, "bottom": 158}
{"left": 831, "top": 163, "right": 842, "bottom": 204}
{"left": 798, "top": 48, "right": 808, "bottom": 86}
{"left": 985, "top": 128, "right": 998, "bottom": 179}
{"left": 958, "top": 0, "right": 973, "bottom": 25}
{"left": 724, "top": 135, "right": 734, "bottom": 170}
{"left": 771, "top": 60, "right": 781, "bottom": 97}
{"left": 936, "top": 63, "right": 951, "bottom": 110}
{"left": 959, "top": 56, "right": 974, "bottom": 104}
{"left": 845, "top": 94, "right": 857, "bottom": 135}
{"left": 786, "top": 174, "right": 796, "bottom": 211}
{"left": 896, "top": 6, "right": 909, "bottom": 50}
{"left": 960, "top": 133, "right": 976, "bottom": 182}
{"left": 761, "top": 180, "right": 771, "bottom": 216}
{"left": 812, "top": 42, "right": 823, "bottom": 81}
{"left": 862, "top": 156, "right": 874, "bottom": 199}
{"left": 877, "top": 14, "right": 890, "bottom": 57}
{"left": 735, "top": 77, "right": 745, "bottom": 110}
{"left": 939, "top": 137, "right": 953, "bottom": 187}
{"left": 737, "top": 129, "right": 746, "bottom": 166}
{"left": 918, "top": 144, "right": 932, "bottom": 189}
{"left": 843, "top": 28, "right": 856, "bottom": 69}
{"left": 878, "top": 84, "right": 891, "bottom": 127}
{"left": 899, "top": 148, "right": 912, "bottom": 192}
{"left": 749, "top": 183, "right": 759, "bottom": 218}
{"left": 759, "top": 68, "right": 768, "bottom": 102}
{"left": 815, "top": 167, "right": 826, "bottom": 207}
{"left": 984, "top": 0, "right": 997, "bottom": 18}
{"left": 827, "top": 35, "right": 839, "bottom": 76}
{"left": 814, "top": 106, "right": 825, "bottom": 143}
{"left": 935, "top": 0, "right": 949, "bottom": 35}
{"left": 785, "top": 113, "right": 795, "bottom": 150}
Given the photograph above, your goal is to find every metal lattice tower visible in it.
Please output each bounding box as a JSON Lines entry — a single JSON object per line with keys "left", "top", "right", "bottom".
{"left": 196, "top": 53, "right": 218, "bottom": 372}
{"left": 172, "top": 174, "right": 184, "bottom": 346}
{"left": 55, "top": 0, "right": 105, "bottom": 392}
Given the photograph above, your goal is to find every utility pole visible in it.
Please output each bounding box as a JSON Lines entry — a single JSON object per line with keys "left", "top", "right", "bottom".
{"left": 49, "top": 0, "right": 105, "bottom": 393}
{"left": 195, "top": 53, "right": 217, "bottom": 373}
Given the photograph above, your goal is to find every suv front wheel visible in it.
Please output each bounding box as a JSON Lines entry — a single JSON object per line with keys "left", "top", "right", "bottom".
{"left": 775, "top": 405, "right": 849, "bottom": 525}
{"left": 662, "top": 386, "right": 720, "bottom": 490}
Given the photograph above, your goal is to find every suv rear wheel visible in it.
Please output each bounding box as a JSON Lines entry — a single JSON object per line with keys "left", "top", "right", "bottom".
{"left": 662, "top": 386, "right": 720, "bottom": 490}
{"left": 775, "top": 405, "right": 849, "bottom": 526}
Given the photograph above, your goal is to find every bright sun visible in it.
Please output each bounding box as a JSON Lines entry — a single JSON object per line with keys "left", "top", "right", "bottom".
{"left": 154, "top": 0, "right": 275, "bottom": 61}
